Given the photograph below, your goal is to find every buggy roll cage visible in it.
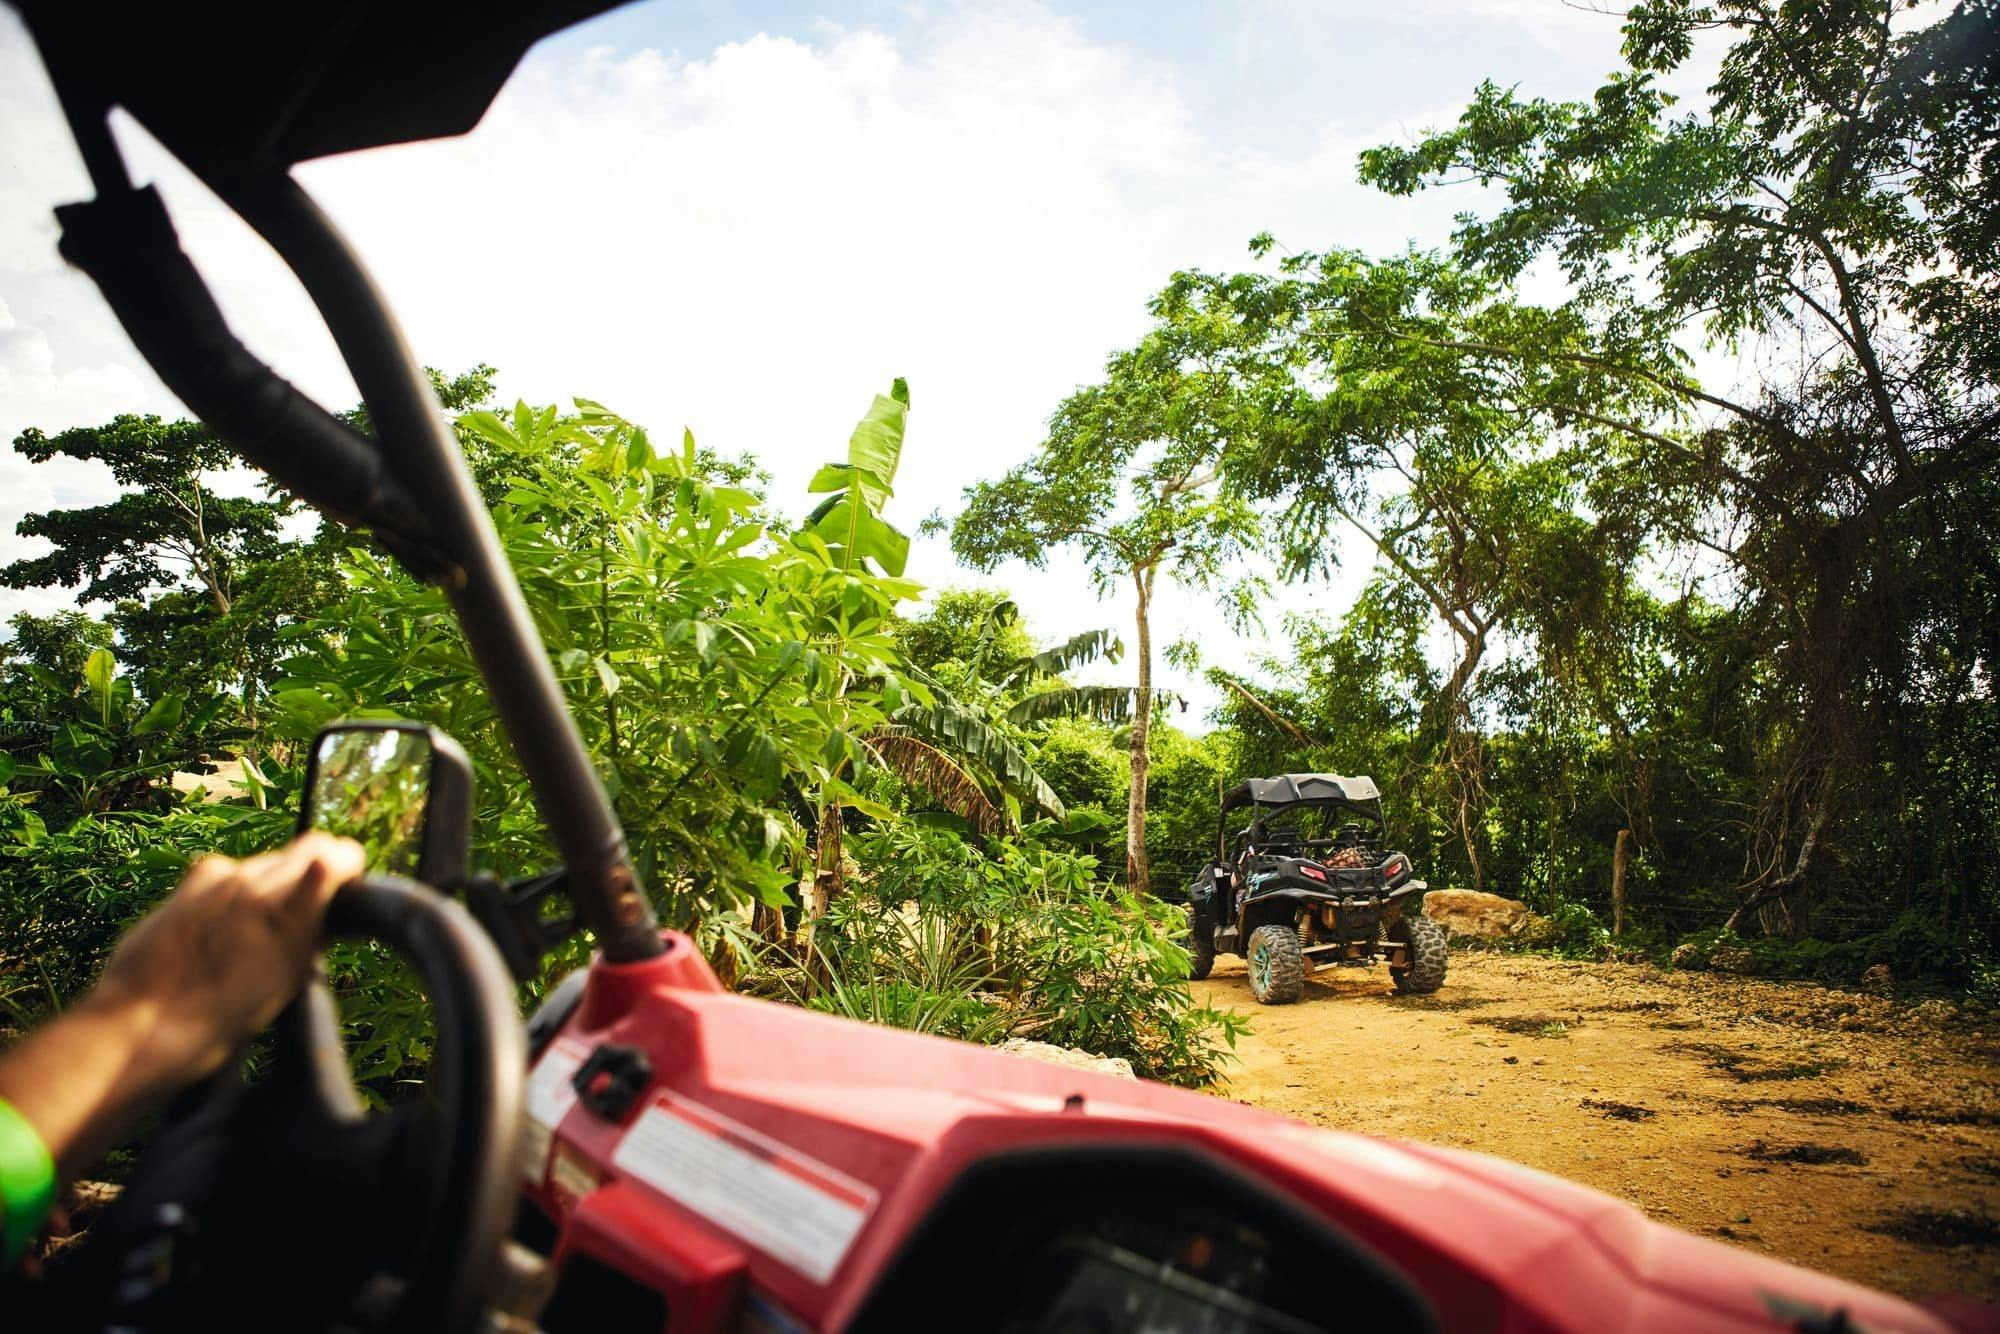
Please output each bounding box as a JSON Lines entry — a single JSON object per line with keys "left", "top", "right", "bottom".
{"left": 13, "top": 0, "right": 663, "bottom": 962}
{"left": 1217, "top": 773, "right": 1385, "bottom": 853}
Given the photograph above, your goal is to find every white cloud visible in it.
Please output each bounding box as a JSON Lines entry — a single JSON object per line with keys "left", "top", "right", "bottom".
{"left": 0, "top": 4, "right": 1527, "bottom": 710}
{"left": 0, "top": 296, "right": 159, "bottom": 621}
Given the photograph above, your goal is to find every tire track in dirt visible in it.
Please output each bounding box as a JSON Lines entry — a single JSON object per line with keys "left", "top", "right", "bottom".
{"left": 1193, "top": 949, "right": 2000, "bottom": 1302}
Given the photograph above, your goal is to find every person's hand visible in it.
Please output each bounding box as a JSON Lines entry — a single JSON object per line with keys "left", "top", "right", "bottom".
{"left": 0, "top": 832, "right": 365, "bottom": 1184}
{"left": 86, "top": 831, "right": 366, "bottom": 1091}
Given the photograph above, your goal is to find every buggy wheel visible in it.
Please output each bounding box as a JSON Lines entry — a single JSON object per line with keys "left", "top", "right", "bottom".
{"left": 1246, "top": 924, "right": 1305, "bottom": 1005}
{"left": 1187, "top": 904, "right": 1215, "bottom": 981}
{"left": 1388, "top": 913, "right": 1448, "bottom": 994}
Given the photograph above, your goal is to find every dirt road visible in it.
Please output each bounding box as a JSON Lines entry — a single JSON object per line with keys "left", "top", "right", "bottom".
{"left": 1193, "top": 949, "right": 2000, "bottom": 1303}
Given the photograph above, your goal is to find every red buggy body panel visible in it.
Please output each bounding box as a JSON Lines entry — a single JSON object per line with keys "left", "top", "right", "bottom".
{"left": 523, "top": 932, "right": 1973, "bottom": 1334}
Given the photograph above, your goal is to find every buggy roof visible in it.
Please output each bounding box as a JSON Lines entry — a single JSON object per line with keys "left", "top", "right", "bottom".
{"left": 16, "top": 0, "right": 629, "bottom": 167}
{"left": 1221, "top": 773, "right": 1381, "bottom": 813}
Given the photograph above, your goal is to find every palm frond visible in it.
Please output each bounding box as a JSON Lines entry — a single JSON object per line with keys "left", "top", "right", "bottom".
{"left": 967, "top": 598, "right": 1022, "bottom": 681}
{"left": 862, "top": 731, "right": 1007, "bottom": 835}
{"left": 890, "top": 703, "right": 1066, "bottom": 820}
{"left": 1002, "top": 683, "right": 1181, "bottom": 728}
{"left": 998, "top": 627, "right": 1121, "bottom": 687}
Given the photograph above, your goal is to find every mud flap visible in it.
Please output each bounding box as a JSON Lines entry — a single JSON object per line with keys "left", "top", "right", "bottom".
{"left": 1189, "top": 864, "right": 1227, "bottom": 940}
{"left": 1381, "top": 881, "right": 1428, "bottom": 926}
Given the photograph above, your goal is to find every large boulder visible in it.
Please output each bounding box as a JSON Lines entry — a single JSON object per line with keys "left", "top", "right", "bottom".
{"left": 998, "top": 1039, "right": 1136, "bottom": 1080}
{"left": 1423, "top": 889, "right": 1533, "bottom": 940}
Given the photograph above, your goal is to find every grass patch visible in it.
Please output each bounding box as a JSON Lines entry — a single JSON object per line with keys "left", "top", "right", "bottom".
{"left": 1658, "top": 913, "right": 1982, "bottom": 994}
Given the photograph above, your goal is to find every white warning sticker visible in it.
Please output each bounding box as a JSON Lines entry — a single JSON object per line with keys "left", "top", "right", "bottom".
{"left": 611, "top": 1091, "right": 877, "bottom": 1284}
{"left": 523, "top": 1036, "right": 590, "bottom": 1184}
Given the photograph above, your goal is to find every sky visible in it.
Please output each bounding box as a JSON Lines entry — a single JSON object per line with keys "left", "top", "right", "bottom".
{"left": 0, "top": 1, "right": 1667, "bottom": 720}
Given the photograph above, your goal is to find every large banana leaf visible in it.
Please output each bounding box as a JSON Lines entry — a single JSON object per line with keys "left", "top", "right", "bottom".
{"left": 806, "top": 379, "right": 912, "bottom": 575}
{"left": 890, "top": 701, "right": 1065, "bottom": 821}
{"left": 1002, "top": 683, "right": 1180, "bottom": 728}
{"left": 861, "top": 731, "right": 1005, "bottom": 835}
{"left": 999, "top": 627, "right": 1122, "bottom": 687}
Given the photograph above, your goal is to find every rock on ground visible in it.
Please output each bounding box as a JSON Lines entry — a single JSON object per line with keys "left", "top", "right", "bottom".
{"left": 1710, "top": 944, "right": 1760, "bottom": 975}
{"left": 998, "top": 1039, "right": 1136, "bottom": 1079}
{"left": 1424, "top": 888, "right": 1535, "bottom": 940}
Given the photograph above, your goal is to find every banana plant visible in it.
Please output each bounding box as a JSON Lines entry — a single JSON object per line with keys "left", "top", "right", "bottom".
{"left": 8, "top": 647, "right": 233, "bottom": 819}
{"left": 956, "top": 598, "right": 1181, "bottom": 727}
{"left": 794, "top": 384, "right": 1065, "bottom": 892}
{"left": 872, "top": 697, "right": 1066, "bottom": 834}
{"left": 803, "top": 379, "right": 913, "bottom": 578}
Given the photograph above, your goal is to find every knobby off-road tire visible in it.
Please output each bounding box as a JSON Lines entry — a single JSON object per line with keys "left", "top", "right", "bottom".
{"left": 1247, "top": 923, "right": 1305, "bottom": 1005}
{"left": 1388, "top": 912, "right": 1448, "bottom": 994}
{"left": 1187, "top": 904, "right": 1216, "bottom": 981}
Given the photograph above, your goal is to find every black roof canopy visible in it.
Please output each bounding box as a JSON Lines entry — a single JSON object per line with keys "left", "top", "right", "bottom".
{"left": 14, "top": 0, "right": 631, "bottom": 168}
{"left": 1221, "top": 773, "right": 1383, "bottom": 817}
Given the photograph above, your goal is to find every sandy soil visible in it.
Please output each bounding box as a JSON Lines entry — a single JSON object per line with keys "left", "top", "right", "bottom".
{"left": 1193, "top": 949, "right": 2000, "bottom": 1303}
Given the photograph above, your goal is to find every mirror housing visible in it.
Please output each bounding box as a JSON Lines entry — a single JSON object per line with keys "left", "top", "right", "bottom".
{"left": 298, "top": 720, "right": 473, "bottom": 889}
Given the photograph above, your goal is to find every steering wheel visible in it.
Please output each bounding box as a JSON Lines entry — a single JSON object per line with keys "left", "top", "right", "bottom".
{"left": 38, "top": 876, "right": 526, "bottom": 1333}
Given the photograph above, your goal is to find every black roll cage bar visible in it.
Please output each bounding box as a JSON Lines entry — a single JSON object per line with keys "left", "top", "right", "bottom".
{"left": 19, "top": 13, "right": 662, "bottom": 962}
{"left": 1216, "top": 775, "right": 1385, "bottom": 855}
{"left": 1222, "top": 799, "right": 1384, "bottom": 857}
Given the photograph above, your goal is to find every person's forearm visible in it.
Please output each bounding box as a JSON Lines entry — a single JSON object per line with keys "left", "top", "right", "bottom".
{"left": 0, "top": 985, "right": 182, "bottom": 1181}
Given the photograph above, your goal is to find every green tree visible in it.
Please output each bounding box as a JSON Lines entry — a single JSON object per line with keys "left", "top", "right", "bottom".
{"left": 2, "top": 367, "right": 499, "bottom": 736}
{"left": 949, "top": 335, "right": 1264, "bottom": 889}
{"left": 5, "top": 643, "right": 232, "bottom": 822}
{"left": 1061, "top": 247, "right": 1644, "bottom": 892}
{"left": 1354, "top": 0, "right": 2000, "bottom": 930}
{"left": 2, "top": 610, "right": 114, "bottom": 678}
{"left": 2, "top": 416, "right": 280, "bottom": 616}
{"left": 895, "top": 588, "right": 1033, "bottom": 675}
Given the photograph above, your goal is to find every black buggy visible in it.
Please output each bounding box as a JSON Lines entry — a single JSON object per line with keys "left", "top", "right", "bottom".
{"left": 1187, "top": 774, "right": 1447, "bottom": 1004}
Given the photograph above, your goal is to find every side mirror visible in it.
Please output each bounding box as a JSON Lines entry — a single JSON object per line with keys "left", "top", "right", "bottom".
{"left": 298, "top": 721, "right": 473, "bottom": 889}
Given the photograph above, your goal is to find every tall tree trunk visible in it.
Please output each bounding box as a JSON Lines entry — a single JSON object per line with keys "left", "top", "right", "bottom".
{"left": 812, "top": 800, "right": 843, "bottom": 916}
{"left": 1439, "top": 628, "right": 1488, "bottom": 893}
{"left": 1125, "top": 565, "right": 1153, "bottom": 890}
{"left": 1725, "top": 790, "right": 1832, "bottom": 935}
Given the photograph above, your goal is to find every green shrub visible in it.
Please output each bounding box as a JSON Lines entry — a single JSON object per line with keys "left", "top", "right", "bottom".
{"left": 781, "top": 823, "right": 1246, "bottom": 1085}
{"left": 1507, "top": 898, "right": 1610, "bottom": 960}
{"left": 1661, "top": 912, "right": 1980, "bottom": 993}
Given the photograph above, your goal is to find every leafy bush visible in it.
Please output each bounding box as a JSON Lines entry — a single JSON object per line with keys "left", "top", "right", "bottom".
{"left": 1501, "top": 898, "right": 1611, "bottom": 960}
{"left": 1542, "top": 900, "right": 1611, "bottom": 959}
{"left": 780, "top": 823, "right": 1246, "bottom": 1085}
{"left": 1665, "top": 912, "right": 1981, "bottom": 993}
{"left": 771, "top": 899, "right": 1009, "bottom": 1043}
{"left": 1029, "top": 718, "right": 1127, "bottom": 815}
{"left": 3, "top": 387, "right": 1229, "bottom": 1109}
{"left": 0, "top": 791, "right": 435, "bottom": 1101}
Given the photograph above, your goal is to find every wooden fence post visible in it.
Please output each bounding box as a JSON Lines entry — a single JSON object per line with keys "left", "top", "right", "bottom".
{"left": 1611, "top": 827, "right": 1632, "bottom": 936}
